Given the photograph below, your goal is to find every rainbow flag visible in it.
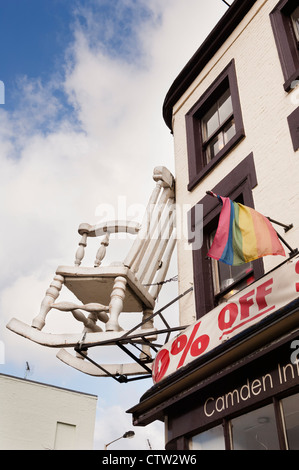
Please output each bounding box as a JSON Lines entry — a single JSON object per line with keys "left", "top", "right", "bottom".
{"left": 207, "top": 196, "right": 286, "bottom": 266}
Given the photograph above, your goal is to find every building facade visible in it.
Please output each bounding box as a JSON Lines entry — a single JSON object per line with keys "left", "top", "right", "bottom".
{"left": 129, "top": 0, "right": 299, "bottom": 450}
{"left": 0, "top": 374, "right": 97, "bottom": 450}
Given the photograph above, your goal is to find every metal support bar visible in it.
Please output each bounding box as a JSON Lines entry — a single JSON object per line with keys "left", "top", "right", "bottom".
{"left": 267, "top": 217, "right": 293, "bottom": 233}
{"left": 116, "top": 341, "right": 152, "bottom": 374}
{"left": 128, "top": 340, "right": 153, "bottom": 362}
{"left": 76, "top": 325, "right": 187, "bottom": 350}
{"left": 73, "top": 325, "right": 188, "bottom": 381}
{"left": 206, "top": 191, "right": 297, "bottom": 256}
{"left": 72, "top": 287, "right": 193, "bottom": 381}
{"left": 74, "top": 347, "right": 152, "bottom": 383}
{"left": 121, "top": 286, "right": 193, "bottom": 339}
{"left": 74, "top": 348, "right": 124, "bottom": 382}
{"left": 274, "top": 231, "right": 298, "bottom": 257}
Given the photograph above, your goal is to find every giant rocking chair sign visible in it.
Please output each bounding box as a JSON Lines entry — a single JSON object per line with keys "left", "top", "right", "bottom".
{"left": 6, "top": 166, "right": 180, "bottom": 382}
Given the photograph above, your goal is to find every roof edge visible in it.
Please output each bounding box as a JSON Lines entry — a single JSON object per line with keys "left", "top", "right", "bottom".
{"left": 162, "top": 0, "right": 259, "bottom": 132}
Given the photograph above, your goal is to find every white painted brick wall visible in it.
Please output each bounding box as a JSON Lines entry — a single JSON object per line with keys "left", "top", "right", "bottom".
{"left": 171, "top": 0, "right": 299, "bottom": 325}
{"left": 0, "top": 374, "right": 97, "bottom": 450}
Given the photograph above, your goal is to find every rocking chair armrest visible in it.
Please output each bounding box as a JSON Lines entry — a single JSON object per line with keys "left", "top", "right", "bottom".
{"left": 78, "top": 220, "right": 141, "bottom": 237}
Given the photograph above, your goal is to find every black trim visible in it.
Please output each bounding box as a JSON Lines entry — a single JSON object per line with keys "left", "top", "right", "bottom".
{"left": 287, "top": 106, "right": 299, "bottom": 151}
{"left": 270, "top": 0, "right": 299, "bottom": 91}
{"left": 186, "top": 60, "right": 245, "bottom": 189}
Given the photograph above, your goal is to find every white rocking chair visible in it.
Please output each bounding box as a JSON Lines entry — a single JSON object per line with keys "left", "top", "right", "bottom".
{"left": 7, "top": 166, "right": 177, "bottom": 379}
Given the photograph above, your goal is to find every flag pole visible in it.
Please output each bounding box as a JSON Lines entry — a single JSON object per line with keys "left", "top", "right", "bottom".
{"left": 206, "top": 191, "right": 298, "bottom": 257}
{"left": 267, "top": 217, "right": 293, "bottom": 233}
{"left": 206, "top": 190, "right": 218, "bottom": 199}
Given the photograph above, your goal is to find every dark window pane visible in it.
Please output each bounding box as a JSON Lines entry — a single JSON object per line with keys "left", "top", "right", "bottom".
{"left": 282, "top": 393, "right": 299, "bottom": 450}
{"left": 291, "top": 6, "right": 299, "bottom": 42}
{"left": 190, "top": 425, "right": 225, "bottom": 450}
{"left": 231, "top": 404, "right": 280, "bottom": 450}
{"left": 219, "top": 89, "right": 233, "bottom": 124}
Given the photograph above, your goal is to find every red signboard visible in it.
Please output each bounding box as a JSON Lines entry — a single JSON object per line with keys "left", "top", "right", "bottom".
{"left": 153, "top": 256, "right": 299, "bottom": 383}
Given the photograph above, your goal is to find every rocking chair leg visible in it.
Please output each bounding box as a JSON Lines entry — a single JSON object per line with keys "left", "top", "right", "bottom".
{"left": 31, "top": 274, "right": 64, "bottom": 330}
{"left": 106, "top": 276, "right": 127, "bottom": 332}
{"left": 139, "top": 309, "right": 154, "bottom": 361}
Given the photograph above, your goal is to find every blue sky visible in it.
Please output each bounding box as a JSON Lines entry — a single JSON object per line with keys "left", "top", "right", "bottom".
{"left": 0, "top": 0, "right": 227, "bottom": 450}
{"left": 0, "top": 0, "right": 157, "bottom": 113}
{"left": 0, "top": 1, "right": 73, "bottom": 106}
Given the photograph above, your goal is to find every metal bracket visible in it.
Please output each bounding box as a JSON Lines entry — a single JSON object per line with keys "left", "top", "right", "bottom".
{"left": 267, "top": 217, "right": 298, "bottom": 257}
{"left": 74, "top": 287, "right": 193, "bottom": 382}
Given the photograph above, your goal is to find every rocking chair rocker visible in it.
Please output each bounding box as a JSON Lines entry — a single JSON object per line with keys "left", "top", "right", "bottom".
{"left": 7, "top": 166, "right": 178, "bottom": 379}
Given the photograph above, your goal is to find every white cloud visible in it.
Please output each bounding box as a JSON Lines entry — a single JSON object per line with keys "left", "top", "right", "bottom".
{"left": 94, "top": 403, "right": 164, "bottom": 450}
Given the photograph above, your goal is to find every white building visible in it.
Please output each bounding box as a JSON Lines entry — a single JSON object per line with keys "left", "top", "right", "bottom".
{"left": 167, "top": 0, "right": 299, "bottom": 326}
{"left": 0, "top": 373, "right": 97, "bottom": 450}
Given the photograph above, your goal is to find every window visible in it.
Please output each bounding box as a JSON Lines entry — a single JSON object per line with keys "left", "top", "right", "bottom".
{"left": 231, "top": 404, "right": 280, "bottom": 450}
{"left": 188, "top": 392, "right": 299, "bottom": 450}
{"left": 206, "top": 194, "right": 255, "bottom": 305}
{"left": 291, "top": 6, "right": 299, "bottom": 46}
{"left": 189, "top": 154, "right": 263, "bottom": 318}
{"left": 190, "top": 425, "right": 225, "bottom": 450}
{"left": 209, "top": 227, "right": 254, "bottom": 302}
{"left": 202, "top": 89, "right": 235, "bottom": 163}
{"left": 270, "top": 0, "right": 299, "bottom": 91}
{"left": 54, "top": 422, "right": 76, "bottom": 450}
{"left": 186, "top": 60, "right": 245, "bottom": 190}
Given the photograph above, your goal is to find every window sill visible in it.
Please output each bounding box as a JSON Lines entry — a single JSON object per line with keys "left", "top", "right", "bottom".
{"left": 214, "top": 269, "right": 255, "bottom": 303}
{"left": 283, "top": 67, "right": 299, "bottom": 92}
{"left": 187, "top": 129, "right": 245, "bottom": 191}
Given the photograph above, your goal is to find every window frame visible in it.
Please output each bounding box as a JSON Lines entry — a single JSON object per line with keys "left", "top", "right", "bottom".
{"left": 287, "top": 106, "right": 299, "bottom": 151}
{"left": 270, "top": 0, "right": 299, "bottom": 92}
{"left": 189, "top": 153, "right": 264, "bottom": 319}
{"left": 186, "top": 60, "right": 245, "bottom": 191}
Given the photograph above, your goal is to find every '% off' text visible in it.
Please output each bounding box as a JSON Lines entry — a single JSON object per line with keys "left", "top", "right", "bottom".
{"left": 152, "top": 322, "right": 210, "bottom": 383}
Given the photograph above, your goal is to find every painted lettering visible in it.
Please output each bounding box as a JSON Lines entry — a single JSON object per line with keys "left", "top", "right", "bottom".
{"left": 203, "top": 372, "right": 275, "bottom": 418}
{"left": 152, "top": 348, "right": 170, "bottom": 383}
{"left": 239, "top": 289, "right": 255, "bottom": 320}
{"left": 251, "top": 378, "right": 262, "bottom": 396}
{"left": 218, "top": 303, "right": 238, "bottom": 331}
{"left": 215, "top": 396, "right": 225, "bottom": 413}
{"left": 277, "top": 361, "right": 299, "bottom": 384}
{"left": 256, "top": 278, "right": 273, "bottom": 311}
{"left": 218, "top": 278, "right": 275, "bottom": 336}
{"left": 225, "top": 389, "right": 240, "bottom": 408}
{"left": 204, "top": 397, "right": 215, "bottom": 417}
{"left": 262, "top": 373, "right": 273, "bottom": 391}
{"left": 240, "top": 379, "right": 251, "bottom": 401}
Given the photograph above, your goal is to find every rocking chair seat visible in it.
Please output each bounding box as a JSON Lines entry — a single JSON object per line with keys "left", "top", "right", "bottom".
{"left": 56, "top": 264, "right": 155, "bottom": 313}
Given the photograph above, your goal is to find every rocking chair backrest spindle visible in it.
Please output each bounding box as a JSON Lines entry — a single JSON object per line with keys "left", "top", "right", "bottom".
{"left": 123, "top": 166, "right": 176, "bottom": 299}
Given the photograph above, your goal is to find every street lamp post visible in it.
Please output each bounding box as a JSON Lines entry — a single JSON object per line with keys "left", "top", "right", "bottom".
{"left": 104, "top": 430, "right": 135, "bottom": 449}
